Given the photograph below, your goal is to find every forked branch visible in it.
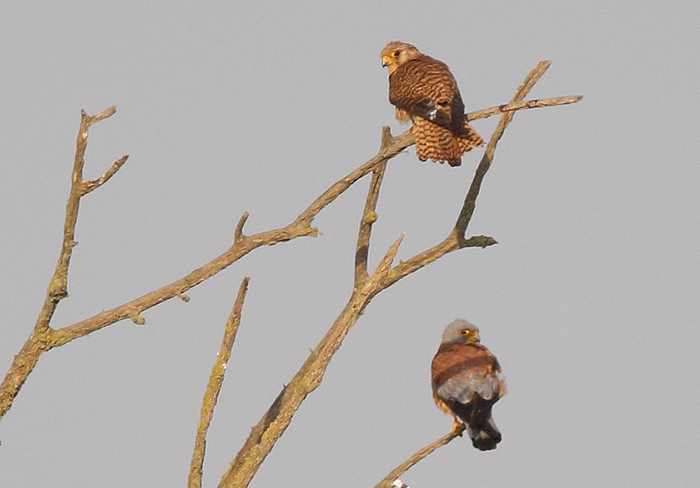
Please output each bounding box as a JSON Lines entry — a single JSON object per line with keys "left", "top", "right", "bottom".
{"left": 0, "top": 106, "right": 128, "bottom": 419}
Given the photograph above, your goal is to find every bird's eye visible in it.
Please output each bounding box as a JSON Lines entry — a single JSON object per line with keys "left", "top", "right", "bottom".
{"left": 393, "top": 50, "right": 400, "bottom": 57}
{"left": 460, "top": 329, "right": 469, "bottom": 335}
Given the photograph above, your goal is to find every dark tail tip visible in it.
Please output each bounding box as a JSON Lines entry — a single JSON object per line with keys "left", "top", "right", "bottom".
{"left": 472, "top": 431, "right": 502, "bottom": 451}
{"left": 470, "top": 420, "right": 502, "bottom": 451}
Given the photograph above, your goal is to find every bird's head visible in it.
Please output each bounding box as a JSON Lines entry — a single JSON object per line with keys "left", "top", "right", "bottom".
{"left": 381, "top": 41, "right": 421, "bottom": 74}
{"left": 441, "top": 319, "right": 481, "bottom": 344}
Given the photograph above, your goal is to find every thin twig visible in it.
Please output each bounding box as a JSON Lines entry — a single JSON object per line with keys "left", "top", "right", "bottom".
{"left": 374, "top": 428, "right": 464, "bottom": 488}
{"left": 355, "top": 127, "right": 392, "bottom": 284}
{"left": 467, "top": 95, "right": 582, "bottom": 121}
{"left": 389, "top": 92, "right": 582, "bottom": 154}
{"left": 83, "top": 154, "right": 129, "bottom": 195}
{"left": 188, "top": 277, "right": 250, "bottom": 488}
{"left": 374, "top": 234, "right": 405, "bottom": 280}
{"left": 233, "top": 212, "right": 249, "bottom": 242}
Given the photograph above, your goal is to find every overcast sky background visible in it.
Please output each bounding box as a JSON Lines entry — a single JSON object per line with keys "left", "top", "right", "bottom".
{"left": 1, "top": 1, "right": 699, "bottom": 487}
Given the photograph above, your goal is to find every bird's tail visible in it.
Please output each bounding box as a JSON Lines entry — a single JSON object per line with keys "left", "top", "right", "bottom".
{"left": 467, "top": 415, "right": 502, "bottom": 451}
{"left": 413, "top": 118, "right": 484, "bottom": 167}
{"left": 458, "top": 121, "right": 484, "bottom": 153}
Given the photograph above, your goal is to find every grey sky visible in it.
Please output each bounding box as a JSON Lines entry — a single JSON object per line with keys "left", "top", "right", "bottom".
{"left": 1, "top": 1, "right": 699, "bottom": 487}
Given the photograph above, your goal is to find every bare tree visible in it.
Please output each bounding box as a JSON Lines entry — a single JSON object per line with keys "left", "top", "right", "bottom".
{"left": 0, "top": 60, "right": 580, "bottom": 487}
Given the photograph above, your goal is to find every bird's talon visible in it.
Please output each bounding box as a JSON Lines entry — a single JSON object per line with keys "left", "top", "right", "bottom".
{"left": 452, "top": 420, "right": 466, "bottom": 437}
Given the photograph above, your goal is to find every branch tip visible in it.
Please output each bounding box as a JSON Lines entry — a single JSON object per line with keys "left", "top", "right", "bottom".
{"left": 188, "top": 275, "right": 250, "bottom": 488}
{"left": 461, "top": 235, "right": 498, "bottom": 249}
{"left": 95, "top": 105, "right": 117, "bottom": 120}
{"left": 467, "top": 94, "right": 582, "bottom": 121}
{"left": 83, "top": 154, "right": 130, "bottom": 195}
{"left": 364, "top": 210, "right": 378, "bottom": 225}
{"left": 234, "top": 212, "right": 250, "bottom": 242}
{"left": 130, "top": 313, "right": 146, "bottom": 326}
{"left": 84, "top": 106, "right": 117, "bottom": 126}
{"left": 380, "top": 126, "right": 393, "bottom": 150}
{"left": 239, "top": 276, "right": 251, "bottom": 290}
{"left": 375, "top": 233, "right": 404, "bottom": 277}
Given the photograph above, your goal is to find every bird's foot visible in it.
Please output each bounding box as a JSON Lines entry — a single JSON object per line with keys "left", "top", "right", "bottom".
{"left": 452, "top": 420, "right": 466, "bottom": 437}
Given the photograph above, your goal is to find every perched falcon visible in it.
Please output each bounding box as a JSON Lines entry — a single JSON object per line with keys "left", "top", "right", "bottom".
{"left": 431, "top": 319, "right": 506, "bottom": 451}
{"left": 380, "top": 41, "right": 483, "bottom": 167}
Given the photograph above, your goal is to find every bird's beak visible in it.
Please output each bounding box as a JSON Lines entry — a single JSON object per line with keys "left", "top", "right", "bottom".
{"left": 381, "top": 56, "right": 389, "bottom": 68}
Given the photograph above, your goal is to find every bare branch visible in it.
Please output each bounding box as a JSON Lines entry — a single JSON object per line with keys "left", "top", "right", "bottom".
{"left": 296, "top": 148, "right": 390, "bottom": 229}
{"left": 374, "top": 428, "right": 464, "bottom": 488}
{"left": 188, "top": 277, "right": 250, "bottom": 488}
{"left": 381, "top": 238, "right": 459, "bottom": 289}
